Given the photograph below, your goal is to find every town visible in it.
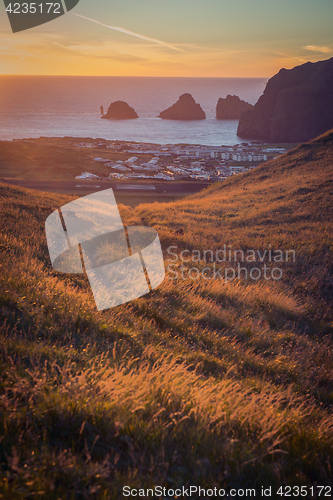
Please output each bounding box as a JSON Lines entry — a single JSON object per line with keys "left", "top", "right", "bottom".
{"left": 74, "top": 140, "right": 287, "bottom": 182}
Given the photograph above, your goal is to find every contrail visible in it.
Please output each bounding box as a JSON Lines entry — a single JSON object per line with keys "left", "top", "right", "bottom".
{"left": 71, "top": 13, "right": 184, "bottom": 52}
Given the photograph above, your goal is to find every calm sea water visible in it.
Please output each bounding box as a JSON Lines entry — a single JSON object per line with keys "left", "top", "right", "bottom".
{"left": 0, "top": 76, "right": 266, "bottom": 146}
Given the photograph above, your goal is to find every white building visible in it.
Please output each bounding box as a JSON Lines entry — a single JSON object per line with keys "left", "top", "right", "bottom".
{"left": 125, "top": 156, "right": 138, "bottom": 164}
{"left": 75, "top": 172, "right": 99, "bottom": 179}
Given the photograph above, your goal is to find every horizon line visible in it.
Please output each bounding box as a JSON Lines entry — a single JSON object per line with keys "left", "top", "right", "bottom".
{"left": 0, "top": 74, "right": 269, "bottom": 79}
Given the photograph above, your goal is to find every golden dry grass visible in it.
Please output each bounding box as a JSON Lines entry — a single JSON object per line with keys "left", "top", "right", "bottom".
{"left": 0, "top": 130, "right": 333, "bottom": 498}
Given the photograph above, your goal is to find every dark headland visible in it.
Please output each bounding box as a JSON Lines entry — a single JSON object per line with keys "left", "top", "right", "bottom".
{"left": 237, "top": 56, "right": 333, "bottom": 142}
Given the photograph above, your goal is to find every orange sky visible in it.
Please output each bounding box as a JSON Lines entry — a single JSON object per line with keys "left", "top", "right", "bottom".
{"left": 1, "top": 0, "right": 332, "bottom": 77}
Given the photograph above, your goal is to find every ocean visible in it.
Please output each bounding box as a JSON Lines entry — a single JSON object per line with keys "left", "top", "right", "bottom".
{"left": 0, "top": 76, "right": 266, "bottom": 146}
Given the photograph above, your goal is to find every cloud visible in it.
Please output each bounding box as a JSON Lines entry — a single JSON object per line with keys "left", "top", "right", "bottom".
{"left": 71, "top": 13, "right": 185, "bottom": 52}
{"left": 303, "top": 45, "right": 332, "bottom": 54}
{"left": 0, "top": 35, "right": 45, "bottom": 57}
{"left": 53, "top": 41, "right": 148, "bottom": 62}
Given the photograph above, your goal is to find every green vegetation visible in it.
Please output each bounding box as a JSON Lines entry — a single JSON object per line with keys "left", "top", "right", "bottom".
{"left": 0, "top": 131, "right": 333, "bottom": 498}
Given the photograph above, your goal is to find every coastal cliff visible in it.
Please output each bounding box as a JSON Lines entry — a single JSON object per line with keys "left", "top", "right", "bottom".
{"left": 216, "top": 95, "right": 253, "bottom": 119}
{"left": 237, "top": 57, "right": 333, "bottom": 142}
{"left": 102, "top": 101, "right": 138, "bottom": 120}
{"left": 159, "top": 93, "right": 206, "bottom": 120}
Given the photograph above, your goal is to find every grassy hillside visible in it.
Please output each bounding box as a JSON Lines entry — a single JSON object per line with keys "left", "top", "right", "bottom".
{"left": 0, "top": 131, "right": 333, "bottom": 498}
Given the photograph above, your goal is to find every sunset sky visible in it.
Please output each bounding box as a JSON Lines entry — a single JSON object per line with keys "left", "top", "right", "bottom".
{"left": 0, "top": 0, "right": 332, "bottom": 77}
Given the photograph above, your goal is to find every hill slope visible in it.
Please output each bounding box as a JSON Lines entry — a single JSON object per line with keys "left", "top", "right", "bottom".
{"left": 0, "top": 131, "right": 333, "bottom": 498}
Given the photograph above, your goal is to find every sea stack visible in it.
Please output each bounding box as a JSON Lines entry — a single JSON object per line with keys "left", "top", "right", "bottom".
{"left": 159, "top": 93, "right": 206, "bottom": 120}
{"left": 237, "top": 57, "right": 333, "bottom": 142}
{"left": 216, "top": 95, "right": 253, "bottom": 119}
{"left": 102, "top": 101, "right": 139, "bottom": 120}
